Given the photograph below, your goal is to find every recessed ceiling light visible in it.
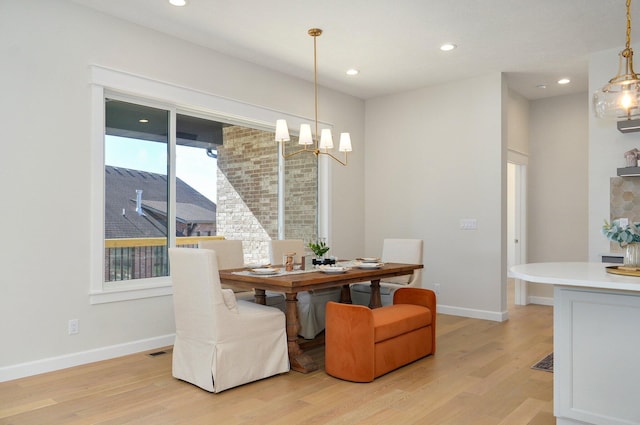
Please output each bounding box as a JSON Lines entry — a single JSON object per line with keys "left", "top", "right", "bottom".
{"left": 440, "top": 43, "right": 457, "bottom": 52}
{"left": 169, "top": 0, "right": 187, "bottom": 6}
{"left": 557, "top": 78, "right": 571, "bottom": 85}
{"left": 139, "top": 119, "right": 149, "bottom": 123}
{"left": 346, "top": 69, "right": 359, "bottom": 76}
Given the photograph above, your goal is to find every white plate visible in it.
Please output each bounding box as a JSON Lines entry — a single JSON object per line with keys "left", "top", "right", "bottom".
{"left": 357, "top": 257, "right": 380, "bottom": 263}
{"left": 245, "top": 263, "right": 270, "bottom": 269}
{"left": 319, "top": 266, "right": 349, "bottom": 274}
{"left": 249, "top": 267, "right": 279, "bottom": 275}
{"left": 357, "top": 262, "right": 383, "bottom": 269}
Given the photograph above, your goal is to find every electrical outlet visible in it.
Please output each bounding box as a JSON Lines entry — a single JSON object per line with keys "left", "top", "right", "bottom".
{"left": 68, "top": 319, "right": 79, "bottom": 335}
{"left": 434, "top": 283, "right": 441, "bottom": 295}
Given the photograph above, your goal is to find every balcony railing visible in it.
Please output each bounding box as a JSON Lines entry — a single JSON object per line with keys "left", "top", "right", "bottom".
{"left": 104, "top": 235, "right": 224, "bottom": 282}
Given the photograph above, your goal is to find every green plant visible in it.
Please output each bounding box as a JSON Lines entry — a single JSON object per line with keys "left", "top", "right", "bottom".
{"left": 602, "top": 219, "right": 640, "bottom": 246}
{"left": 308, "top": 240, "right": 330, "bottom": 257}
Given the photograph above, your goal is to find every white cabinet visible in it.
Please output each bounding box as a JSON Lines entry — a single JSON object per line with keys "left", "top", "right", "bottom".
{"left": 555, "top": 287, "right": 640, "bottom": 425}
{"left": 511, "top": 263, "right": 640, "bottom": 425}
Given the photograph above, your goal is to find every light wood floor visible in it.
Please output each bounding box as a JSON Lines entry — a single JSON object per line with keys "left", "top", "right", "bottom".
{"left": 0, "top": 283, "right": 554, "bottom": 425}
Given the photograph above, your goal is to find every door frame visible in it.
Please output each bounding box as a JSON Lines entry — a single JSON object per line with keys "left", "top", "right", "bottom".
{"left": 508, "top": 150, "right": 528, "bottom": 305}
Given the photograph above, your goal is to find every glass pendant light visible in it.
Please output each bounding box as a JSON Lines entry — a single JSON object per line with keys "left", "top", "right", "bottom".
{"left": 593, "top": 0, "right": 640, "bottom": 120}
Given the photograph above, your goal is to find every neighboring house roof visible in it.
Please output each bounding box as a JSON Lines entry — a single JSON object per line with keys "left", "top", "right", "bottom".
{"left": 105, "top": 166, "right": 216, "bottom": 238}
{"left": 141, "top": 200, "right": 217, "bottom": 224}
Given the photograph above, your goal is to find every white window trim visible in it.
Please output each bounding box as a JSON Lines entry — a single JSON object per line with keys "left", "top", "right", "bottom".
{"left": 89, "top": 65, "right": 331, "bottom": 304}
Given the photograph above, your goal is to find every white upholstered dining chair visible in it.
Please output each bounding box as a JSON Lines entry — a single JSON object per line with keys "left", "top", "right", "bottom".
{"left": 268, "top": 239, "right": 341, "bottom": 339}
{"left": 350, "top": 238, "right": 424, "bottom": 307}
{"left": 198, "top": 239, "right": 285, "bottom": 311}
{"left": 198, "top": 239, "right": 245, "bottom": 269}
{"left": 168, "top": 248, "right": 289, "bottom": 392}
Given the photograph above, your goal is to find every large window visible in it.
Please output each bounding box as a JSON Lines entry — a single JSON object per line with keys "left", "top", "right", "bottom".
{"left": 101, "top": 97, "right": 318, "bottom": 286}
{"left": 90, "top": 66, "right": 326, "bottom": 303}
{"left": 104, "top": 100, "right": 225, "bottom": 283}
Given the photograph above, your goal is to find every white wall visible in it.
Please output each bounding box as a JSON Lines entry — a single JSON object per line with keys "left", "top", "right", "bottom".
{"left": 507, "top": 90, "right": 530, "bottom": 156}
{"left": 528, "top": 92, "right": 589, "bottom": 301}
{"left": 364, "top": 74, "right": 508, "bottom": 320}
{"left": 0, "top": 0, "right": 365, "bottom": 377}
{"left": 589, "top": 45, "right": 640, "bottom": 261}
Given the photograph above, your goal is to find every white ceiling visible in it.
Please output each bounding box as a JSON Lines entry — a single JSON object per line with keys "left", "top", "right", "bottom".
{"left": 71, "top": 0, "right": 628, "bottom": 100}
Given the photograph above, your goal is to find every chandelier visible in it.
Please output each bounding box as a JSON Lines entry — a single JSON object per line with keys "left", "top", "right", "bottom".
{"left": 593, "top": 0, "right": 640, "bottom": 120}
{"left": 275, "top": 28, "right": 352, "bottom": 166}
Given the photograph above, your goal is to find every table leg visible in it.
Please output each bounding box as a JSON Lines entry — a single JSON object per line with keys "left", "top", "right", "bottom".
{"left": 369, "top": 279, "right": 383, "bottom": 309}
{"left": 285, "top": 292, "right": 318, "bottom": 373}
{"left": 340, "top": 284, "right": 353, "bottom": 304}
{"left": 254, "top": 289, "right": 266, "bottom": 305}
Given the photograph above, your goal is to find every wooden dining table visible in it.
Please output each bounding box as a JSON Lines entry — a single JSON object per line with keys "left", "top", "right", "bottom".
{"left": 218, "top": 262, "right": 424, "bottom": 373}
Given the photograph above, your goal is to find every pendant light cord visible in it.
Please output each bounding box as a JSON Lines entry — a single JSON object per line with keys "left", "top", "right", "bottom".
{"left": 627, "top": 0, "right": 632, "bottom": 51}
{"left": 310, "top": 29, "right": 321, "bottom": 149}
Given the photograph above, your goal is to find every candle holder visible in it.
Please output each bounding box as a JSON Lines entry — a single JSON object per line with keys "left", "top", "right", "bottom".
{"left": 312, "top": 258, "right": 336, "bottom": 266}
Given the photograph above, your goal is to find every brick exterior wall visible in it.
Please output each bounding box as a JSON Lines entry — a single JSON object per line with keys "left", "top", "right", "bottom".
{"left": 217, "top": 126, "right": 317, "bottom": 264}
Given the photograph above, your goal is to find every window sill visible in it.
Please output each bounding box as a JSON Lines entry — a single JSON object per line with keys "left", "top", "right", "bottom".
{"left": 90, "top": 280, "right": 173, "bottom": 304}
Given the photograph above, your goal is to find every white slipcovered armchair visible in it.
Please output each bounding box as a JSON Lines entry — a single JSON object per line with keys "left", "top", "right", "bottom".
{"left": 169, "top": 248, "right": 289, "bottom": 393}
{"left": 198, "top": 239, "right": 285, "bottom": 311}
{"left": 350, "top": 238, "right": 424, "bottom": 307}
{"left": 268, "top": 239, "right": 341, "bottom": 339}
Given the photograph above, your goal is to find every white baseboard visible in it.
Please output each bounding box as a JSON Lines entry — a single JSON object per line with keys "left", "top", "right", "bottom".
{"left": 0, "top": 334, "right": 175, "bottom": 383}
{"left": 437, "top": 304, "right": 509, "bottom": 322}
{"left": 528, "top": 296, "right": 554, "bottom": 306}
{"left": 436, "top": 297, "right": 553, "bottom": 322}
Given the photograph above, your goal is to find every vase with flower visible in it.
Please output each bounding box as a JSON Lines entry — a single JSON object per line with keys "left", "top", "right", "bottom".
{"left": 308, "top": 239, "right": 335, "bottom": 266}
{"left": 602, "top": 219, "right": 640, "bottom": 267}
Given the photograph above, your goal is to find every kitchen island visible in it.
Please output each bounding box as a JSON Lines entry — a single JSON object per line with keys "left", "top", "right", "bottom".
{"left": 511, "top": 262, "right": 640, "bottom": 425}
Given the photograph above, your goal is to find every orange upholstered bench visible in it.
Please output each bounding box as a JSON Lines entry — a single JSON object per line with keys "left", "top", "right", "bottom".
{"left": 325, "top": 287, "right": 436, "bottom": 382}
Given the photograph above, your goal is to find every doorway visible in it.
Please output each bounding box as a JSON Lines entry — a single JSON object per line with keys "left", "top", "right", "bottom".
{"left": 507, "top": 157, "right": 528, "bottom": 305}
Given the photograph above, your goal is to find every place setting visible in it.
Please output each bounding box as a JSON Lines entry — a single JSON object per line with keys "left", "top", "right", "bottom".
{"left": 242, "top": 266, "right": 310, "bottom": 277}
{"left": 354, "top": 257, "right": 384, "bottom": 269}
{"left": 248, "top": 267, "right": 280, "bottom": 275}
{"left": 237, "top": 260, "right": 310, "bottom": 277}
{"left": 356, "top": 257, "right": 380, "bottom": 263}
{"left": 317, "top": 265, "right": 350, "bottom": 274}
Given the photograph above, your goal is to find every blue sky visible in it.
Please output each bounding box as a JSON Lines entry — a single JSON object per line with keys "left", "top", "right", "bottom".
{"left": 105, "top": 136, "right": 218, "bottom": 202}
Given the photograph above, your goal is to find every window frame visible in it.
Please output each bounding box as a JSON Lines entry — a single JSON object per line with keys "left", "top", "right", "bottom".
{"left": 103, "top": 95, "right": 175, "bottom": 285}
{"left": 89, "top": 66, "right": 331, "bottom": 304}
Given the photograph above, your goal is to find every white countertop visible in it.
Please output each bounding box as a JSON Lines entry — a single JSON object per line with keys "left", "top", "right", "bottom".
{"left": 510, "top": 262, "right": 640, "bottom": 293}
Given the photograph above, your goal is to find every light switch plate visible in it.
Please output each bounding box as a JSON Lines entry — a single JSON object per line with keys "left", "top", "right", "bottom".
{"left": 460, "top": 219, "right": 477, "bottom": 230}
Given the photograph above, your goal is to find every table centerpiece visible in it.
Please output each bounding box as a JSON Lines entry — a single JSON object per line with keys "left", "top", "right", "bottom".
{"left": 308, "top": 240, "right": 335, "bottom": 266}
